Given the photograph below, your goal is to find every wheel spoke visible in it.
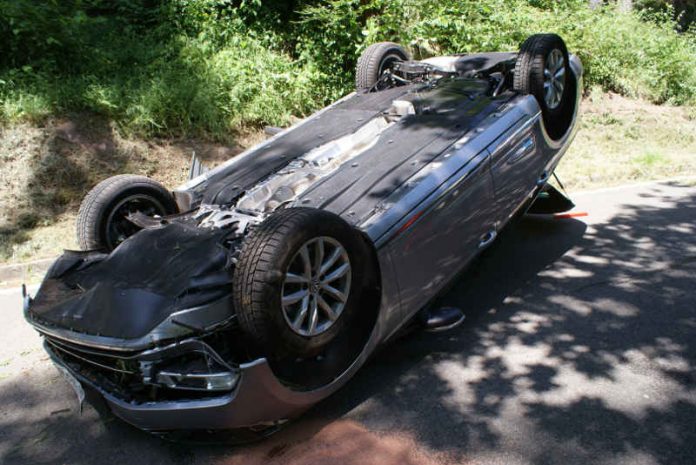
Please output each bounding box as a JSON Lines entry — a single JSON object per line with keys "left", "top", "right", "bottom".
{"left": 317, "top": 294, "right": 337, "bottom": 321}
{"left": 285, "top": 272, "right": 308, "bottom": 284}
{"left": 551, "top": 50, "right": 562, "bottom": 72}
{"left": 282, "top": 289, "right": 308, "bottom": 306}
{"left": 292, "top": 295, "right": 310, "bottom": 328}
{"left": 313, "top": 239, "right": 324, "bottom": 276}
{"left": 308, "top": 297, "right": 319, "bottom": 334}
{"left": 545, "top": 85, "right": 554, "bottom": 104}
{"left": 320, "top": 248, "right": 342, "bottom": 275}
{"left": 554, "top": 67, "right": 565, "bottom": 80}
{"left": 299, "top": 245, "right": 312, "bottom": 280}
{"left": 322, "top": 262, "right": 350, "bottom": 284}
{"left": 321, "top": 283, "right": 347, "bottom": 303}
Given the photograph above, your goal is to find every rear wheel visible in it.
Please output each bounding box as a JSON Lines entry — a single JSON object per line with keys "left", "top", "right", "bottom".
{"left": 514, "top": 34, "right": 575, "bottom": 140}
{"left": 233, "top": 208, "right": 370, "bottom": 360}
{"left": 76, "top": 175, "right": 177, "bottom": 251}
{"left": 355, "top": 42, "right": 410, "bottom": 91}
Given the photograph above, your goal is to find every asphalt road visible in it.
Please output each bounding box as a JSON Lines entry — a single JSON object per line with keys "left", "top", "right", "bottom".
{"left": 1, "top": 180, "right": 695, "bottom": 465}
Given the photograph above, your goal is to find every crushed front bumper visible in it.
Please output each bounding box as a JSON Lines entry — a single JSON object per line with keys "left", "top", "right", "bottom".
{"left": 24, "top": 286, "right": 369, "bottom": 433}
{"left": 42, "top": 335, "right": 329, "bottom": 431}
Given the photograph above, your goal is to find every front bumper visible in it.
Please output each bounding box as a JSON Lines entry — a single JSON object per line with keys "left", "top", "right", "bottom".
{"left": 43, "top": 336, "right": 335, "bottom": 431}
{"left": 25, "top": 280, "right": 379, "bottom": 433}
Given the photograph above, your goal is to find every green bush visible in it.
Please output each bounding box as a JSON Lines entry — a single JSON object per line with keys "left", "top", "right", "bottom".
{"left": 1, "top": 0, "right": 694, "bottom": 139}
{"left": 354, "top": 0, "right": 696, "bottom": 105}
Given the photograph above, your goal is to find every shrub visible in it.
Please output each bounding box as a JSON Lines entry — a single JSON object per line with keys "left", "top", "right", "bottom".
{"left": 295, "top": 0, "right": 696, "bottom": 105}
{"left": 1, "top": 0, "right": 694, "bottom": 139}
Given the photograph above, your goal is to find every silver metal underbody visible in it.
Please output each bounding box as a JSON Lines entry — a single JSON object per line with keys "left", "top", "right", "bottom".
{"left": 193, "top": 101, "right": 415, "bottom": 232}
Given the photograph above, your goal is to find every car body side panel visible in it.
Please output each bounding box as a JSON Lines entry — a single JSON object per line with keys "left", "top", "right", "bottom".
{"left": 386, "top": 151, "right": 495, "bottom": 319}
{"left": 488, "top": 114, "right": 546, "bottom": 224}
{"left": 365, "top": 55, "right": 583, "bottom": 336}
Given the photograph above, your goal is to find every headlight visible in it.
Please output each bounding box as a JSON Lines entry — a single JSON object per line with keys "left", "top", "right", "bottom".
{"left": 155, "top": 369, "right": 239, "bottom": 391}
{"left": 141, "top": 350, "right": 240, "bottom": 392}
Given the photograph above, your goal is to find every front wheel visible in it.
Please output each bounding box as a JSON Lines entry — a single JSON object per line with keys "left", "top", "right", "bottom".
{"left": 76, "top": 175, "right": 178, "bottom": 251}
{"left": 233, "top": 208, "right": 371, "bottom": 359}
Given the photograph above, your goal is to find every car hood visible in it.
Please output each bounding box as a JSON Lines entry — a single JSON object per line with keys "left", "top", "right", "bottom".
{"left": 27, "top": 222, "right": 234, "bottom": 340}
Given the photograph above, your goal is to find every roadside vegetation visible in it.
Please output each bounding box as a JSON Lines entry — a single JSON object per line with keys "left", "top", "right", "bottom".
{"left": 1, "top": 1, "right": 694, "bottom": 138}
{"left": 1, "top": 1, "right": 695, "bottom": 266}
{"left": 556, "top": 89, "right": 696, "bottom": 189}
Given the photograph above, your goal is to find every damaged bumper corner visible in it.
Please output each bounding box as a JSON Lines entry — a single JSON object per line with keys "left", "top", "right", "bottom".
{"left": 43, "top": 340, "right": 330, "bottom": 431}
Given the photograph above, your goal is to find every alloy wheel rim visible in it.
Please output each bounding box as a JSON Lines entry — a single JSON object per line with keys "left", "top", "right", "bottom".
{"left": 281, "top": 236, "right": 352, "bottom": 337}
{"left": 543, "top": 48, "right": 566, "bottom": 110}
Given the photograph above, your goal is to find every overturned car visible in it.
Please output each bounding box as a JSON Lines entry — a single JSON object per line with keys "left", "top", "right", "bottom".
{"left": 24, "top": 34, "right": 582, "bottom": 436}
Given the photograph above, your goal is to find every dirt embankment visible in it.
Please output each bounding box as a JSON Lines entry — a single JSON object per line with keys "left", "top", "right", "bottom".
{"left": 0, "top": 114, "right": 261, "bottom": 264}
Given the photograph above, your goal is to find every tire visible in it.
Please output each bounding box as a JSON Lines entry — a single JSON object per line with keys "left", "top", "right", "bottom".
{"left": 76, "top": 174, "right": 178, "bottom": 251}
{"left": 355, "top": 42, "right": 410, "bottom": 91}
{"left": 232, "top": 207, "right": 371, "bottom": 359}
{"left": 514, "top": 34, "right": 575, "bottom": 140}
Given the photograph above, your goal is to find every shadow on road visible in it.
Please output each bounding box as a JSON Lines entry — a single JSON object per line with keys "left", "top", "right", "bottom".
{"left": 250, "top": 183, "right": 696, "bottom": 464}
{"left": 1, "top": 183, "right": 694, "bottom": 465}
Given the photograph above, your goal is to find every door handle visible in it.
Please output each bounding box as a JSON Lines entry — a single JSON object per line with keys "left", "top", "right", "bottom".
{"left": 478, "top": 230, "right": 497, "bottom": 249}
{"left": 536, "top": 170, "right": 550, "bottom": 186}
{"left": 507, "top": 136, "right": 535, "bottom": 164}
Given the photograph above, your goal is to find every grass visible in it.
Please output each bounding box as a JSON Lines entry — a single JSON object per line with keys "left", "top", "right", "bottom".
{"left": 556, "top": 89, "right": 696, "bottom": 189}
{"left": 0, "top": 91, "right": 695, "bottom": 266}
{"left": 1, "top": 2, "right": 695, "bottom": 140}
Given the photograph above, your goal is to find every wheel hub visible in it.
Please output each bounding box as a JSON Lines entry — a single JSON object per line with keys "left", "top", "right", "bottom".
{"left": 281, "top": 237, "right": 352, "bottom": 337}
{"left": 543, "top": 48, "right": 566, "bottom": 110}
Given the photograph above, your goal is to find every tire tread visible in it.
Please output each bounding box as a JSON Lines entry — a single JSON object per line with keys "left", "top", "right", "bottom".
{"left": 76, "top": 174, "right": 175, "bottom": 250}
{"left": 355, "top": 42, "right": 409, "bottom": 91}
{"left": 233, "top": 208, "right": 366, "bottom": 357}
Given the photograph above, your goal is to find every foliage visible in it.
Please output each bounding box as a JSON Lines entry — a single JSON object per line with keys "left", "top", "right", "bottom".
{"left": 635, "top": 0, "right": 696, "bottom": 30}
{"left": 0, "top": 0, "right": 694, "bottom": 139}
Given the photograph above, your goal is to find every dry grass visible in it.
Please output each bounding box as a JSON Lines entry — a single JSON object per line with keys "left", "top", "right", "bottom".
{"left": 556, "top": 90, "right": 696, "bottom": 190}
{"left": 0, "top": 114, "right": 247, "bottom": 264}
{"left": 1, "top": 93, "right": 695, "bottom": 266}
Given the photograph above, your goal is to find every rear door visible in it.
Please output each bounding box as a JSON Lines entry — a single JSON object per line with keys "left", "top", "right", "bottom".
{"left": 384, "top": 151, "right": 496, "bottom": 317}
{"left": 488, "top": 117, "right": 549, "bottom": 225}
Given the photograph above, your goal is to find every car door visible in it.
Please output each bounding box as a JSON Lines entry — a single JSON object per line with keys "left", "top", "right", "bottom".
{"left": 385, "top": 150, "right": 496, "bottom": 317}
{"left": 488, "top": 117, "right": 549, "bottom": 225}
